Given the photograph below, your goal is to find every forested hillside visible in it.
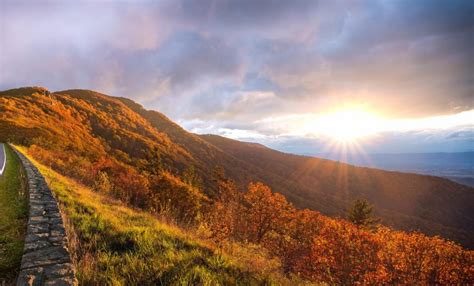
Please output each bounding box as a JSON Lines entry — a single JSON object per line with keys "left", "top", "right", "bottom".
{"left": 1, "top": 87, "right": 473, "bottom": 249}
{"left": 201, "top": 135, "right": 474, "bottom": 248}
{"left": 1, "top": 87, "right": 473, "bottom": 283}
{"left": 118, "top": 92, "right": 474, "bottom": 248}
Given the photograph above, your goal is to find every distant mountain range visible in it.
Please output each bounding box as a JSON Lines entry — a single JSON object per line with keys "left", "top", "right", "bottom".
{"left": 310, "top": 152, "right": 474, "bottom": 187}
{"left": 1, "top": 87, "right": 473, "bottom": 248}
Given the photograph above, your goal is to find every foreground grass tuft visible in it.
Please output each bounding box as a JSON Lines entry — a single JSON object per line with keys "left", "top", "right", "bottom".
{"left": 0, "top": 144, "right": 28, "bottom": 283}
{"left": 17, "top": 147, "right": 290, "bottom": 286}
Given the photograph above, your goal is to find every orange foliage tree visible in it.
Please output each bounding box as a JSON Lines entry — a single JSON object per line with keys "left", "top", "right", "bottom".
{"left": 205, "top": 180, "right": 474, "bottom": 284}
{"left": 294, "top": 219, "right": 381, "bottom": 283}
{"left": 239, "top": 182, "right": 293, "bottom": 244}
{"left": 205, "top": 177, "right": 242, "bottom": 243}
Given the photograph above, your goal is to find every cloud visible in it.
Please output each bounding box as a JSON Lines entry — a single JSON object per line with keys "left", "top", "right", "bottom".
{"left": 0, "top": 0, "right": 473, "bottom": 152}
{"left": 253, "top": 0, "right": 474, "bottom": 117}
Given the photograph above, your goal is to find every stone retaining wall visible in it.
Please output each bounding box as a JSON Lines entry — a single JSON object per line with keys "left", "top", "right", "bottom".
{"left": 12, "top": 147, "right": 77, "bottom": 286}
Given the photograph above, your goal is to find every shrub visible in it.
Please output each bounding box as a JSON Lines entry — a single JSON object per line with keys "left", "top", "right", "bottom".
{"left": 92, "top": 171, "right": 112, "bottom": 193}
{"left": 150, "top": 171, "right": 207, "bottom": 224}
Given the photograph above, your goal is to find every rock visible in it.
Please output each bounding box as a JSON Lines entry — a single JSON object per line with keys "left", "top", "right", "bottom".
{"left": 20, "top": 246, "right": 71, "bottom": 269}
{"left": 27, "top": 223, "right": 49, "bottom": 234}
{"left": 24, "top": 240, "right": 52, "bottom": 253}
{"left": 44, "top": 263, "right": 75, "bottom": 278}
{"left": 12, "top": 147, "right": 77, "bottom": 286}
{"left": 25, "top": 232, "right": 49, "bottom": 243}
{"left": 29, "top": 216, "right": 49, "bottom": 224}
{"left": 43, "top": 278, "right": 77, "bottom": 286}
{"left": 16, "top": 267, "right": 44, "bottom": 286}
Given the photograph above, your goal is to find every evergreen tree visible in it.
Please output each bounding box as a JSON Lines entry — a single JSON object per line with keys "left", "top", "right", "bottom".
{"left": 348, "top": 199, "right": 380, "bottom": 229}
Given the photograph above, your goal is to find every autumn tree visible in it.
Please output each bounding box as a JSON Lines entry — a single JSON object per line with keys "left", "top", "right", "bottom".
{"left": 267, "top": 209, "right": 322, "bottom": 273}
{"left": 205, "top": 177, "right": 242, "bottom": 243}
{"left": 375, "top": 227, "right": 474, "bottom": 284}
{"left": 348, "top": 199, "right": 380, "bottom": 229}
{"left": 240, "top": 182, "right": 293, "bottom": 244}
{"left": 295, "top": 220, "right": 381, "bottom": 284}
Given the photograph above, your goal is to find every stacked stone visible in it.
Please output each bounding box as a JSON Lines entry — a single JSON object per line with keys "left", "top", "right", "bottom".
{"left": 12, "top": 147, "right": 77, "bottom": 286}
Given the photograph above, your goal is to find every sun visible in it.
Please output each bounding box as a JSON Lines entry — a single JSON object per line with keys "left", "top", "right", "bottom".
{"left": 311, "top": 109, "right": 381, "bottom": 142}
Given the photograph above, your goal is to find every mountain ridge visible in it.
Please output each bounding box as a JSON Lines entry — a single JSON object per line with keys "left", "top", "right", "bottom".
{"left": 1, "top": 86, "right": 473, "bottom": 248}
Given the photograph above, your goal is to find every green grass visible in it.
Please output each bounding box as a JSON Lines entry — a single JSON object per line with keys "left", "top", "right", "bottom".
{"left": 17, "top": 147, "right": 293, "bottom": 286}
{"left": 0, "top": 144, "right": 28, "bottom": 283}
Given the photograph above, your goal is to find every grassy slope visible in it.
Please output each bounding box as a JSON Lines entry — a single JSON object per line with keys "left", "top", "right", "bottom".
{"left": 0, "top": 144, "right": 28, "bottom": 283}
{"left": 17, "top": 147, "right": 297, "bottom": 286}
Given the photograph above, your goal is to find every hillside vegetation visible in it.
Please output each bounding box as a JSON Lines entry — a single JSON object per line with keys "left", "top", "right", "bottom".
{"left": 1, "top": 87, "right": 473, "bottom": 283}
{"left": 201, "top": 135, "right": 474, "bottom": 247}
{"left": 16, "top": 146, "right": 474, "bottom": 284}
{"left": 1, "top": 87, "right": 473, "bottom": 248}
{"left": 18, "top": 147, "right": 293, "bottom": 285}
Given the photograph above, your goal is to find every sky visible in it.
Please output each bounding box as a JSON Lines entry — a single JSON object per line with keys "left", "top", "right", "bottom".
{"left": 1, "top": 0, "right": 473, "bottom": 154}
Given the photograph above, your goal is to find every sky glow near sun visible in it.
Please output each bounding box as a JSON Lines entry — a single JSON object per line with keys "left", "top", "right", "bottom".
{"left": 258, "top": 108, "right": 474, "bottom": 143}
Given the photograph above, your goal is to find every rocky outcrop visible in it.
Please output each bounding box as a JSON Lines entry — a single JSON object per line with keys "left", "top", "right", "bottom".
{"left": 12, "top": 147, "right": 77, "bottom": 286}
